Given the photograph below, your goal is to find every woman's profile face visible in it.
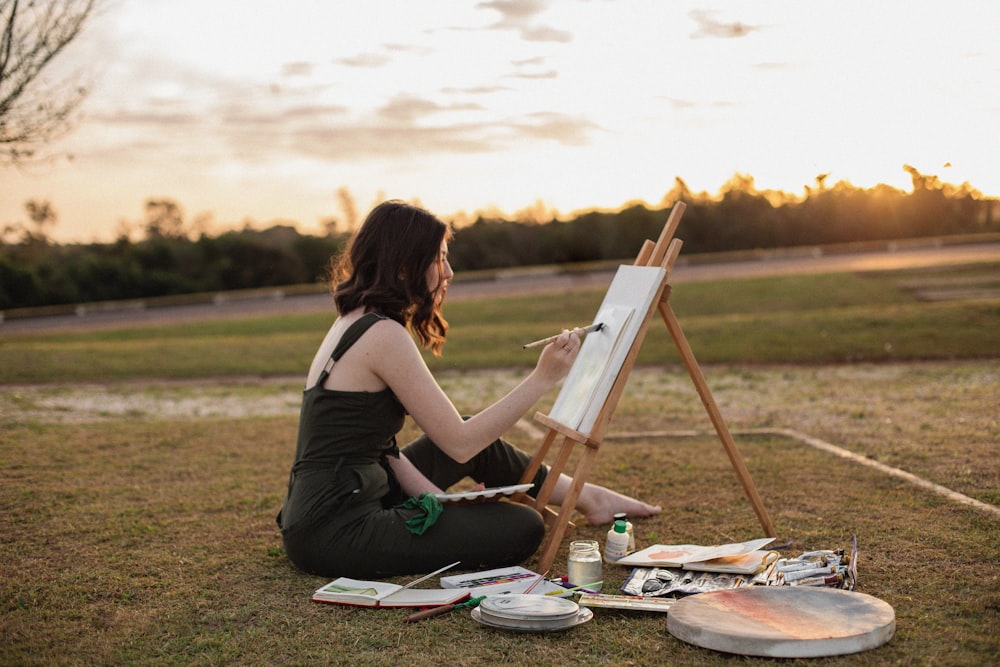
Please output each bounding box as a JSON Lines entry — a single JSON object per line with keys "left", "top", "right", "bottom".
{"left": 424, "top": 239, "right": 453, "bottom": 300}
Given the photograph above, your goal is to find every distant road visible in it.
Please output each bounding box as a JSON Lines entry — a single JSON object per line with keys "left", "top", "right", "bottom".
{"left": 2, "top": 241, "right": 998, "bottom": 334}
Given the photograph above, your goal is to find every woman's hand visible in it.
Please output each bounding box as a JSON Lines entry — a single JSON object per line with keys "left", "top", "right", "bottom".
{"left": 533, "top": 328, "right": 582, "bottom": 384}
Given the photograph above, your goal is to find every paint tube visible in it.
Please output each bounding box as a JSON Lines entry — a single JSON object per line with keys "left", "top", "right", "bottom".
{"left": 782, "top": 565, "right": 838, "bottom": 582}
{"left": 792, "top": 572, "right": 844, "bottom": 587}
{"left": 775, "top": 559, "right": 824, "bottom": 573}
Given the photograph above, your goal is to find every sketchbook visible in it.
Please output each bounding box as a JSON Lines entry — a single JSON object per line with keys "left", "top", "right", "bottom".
{"left": 615, "top": 538, "right": 776, "bottom": 568}
{"left": 546, "top": 264, "right": 666, "bottom": 435}
{"left": 681, "top": 550, "right": 779, "bottom": 575}
{"left": 311, "top": 578, "right": 470, "bottom": 608}
{"left": 440, "top": 566, "right": 570, "bottom": 597}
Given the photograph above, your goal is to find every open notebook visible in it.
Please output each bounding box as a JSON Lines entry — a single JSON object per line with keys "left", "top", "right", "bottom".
{"left": 312, "top": 577, "right": 469, "bottom": 608}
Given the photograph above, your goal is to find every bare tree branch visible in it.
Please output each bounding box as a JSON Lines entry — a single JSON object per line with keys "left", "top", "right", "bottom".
{"left": 0, "top": 0, "right": 96, "bottom": 164}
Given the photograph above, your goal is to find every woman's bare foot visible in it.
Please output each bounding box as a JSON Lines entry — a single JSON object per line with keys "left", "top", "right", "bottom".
{"left": 576, "top": 483, "right": 661, "bottom": 525}
{"left": 550, "top": 474, "right": 661, "bottom": 525}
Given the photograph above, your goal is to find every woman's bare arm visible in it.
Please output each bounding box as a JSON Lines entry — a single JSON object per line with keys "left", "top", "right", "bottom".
{"left": 385, "top": 453, "right": 445, "bottom": 496}
{"left": 367, "top": 319, "right": 580, "bottom": 463}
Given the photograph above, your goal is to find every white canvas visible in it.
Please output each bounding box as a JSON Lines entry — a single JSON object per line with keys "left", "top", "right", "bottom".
{"left": 547, "top": 264, "right": 666, "bottom": 435}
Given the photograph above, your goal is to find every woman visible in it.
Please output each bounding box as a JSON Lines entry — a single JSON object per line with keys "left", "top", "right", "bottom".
{"left": 277, "top": 200, "right": 659, "bottom": 578}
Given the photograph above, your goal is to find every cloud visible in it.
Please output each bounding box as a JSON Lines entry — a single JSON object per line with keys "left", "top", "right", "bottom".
{"left": 689, "top": 10, "right": 761, "bottom": 39}
{"left": 334, "top": 52, "right": 393, "bottom": 68}
{"left": 477, "top": 0, "right": 572, "bottom": 43}
{"left": 507, "top": 69, "right": 558, "bottom": 80}
{"left": 333, "top": 42, "right": 432, "bottom": 70}
{"left": 279, "top": 109, "right": 599, "bottom": 162}
{"left": 73, "top": 9, "right": 594, "bottom": 172}
{"left": 274, "top": 104, "right": 352, "bottom": 122}
{"left": 377, "top": 94, "right": 483, "bottom": 124}
{"left": 441, "top": 85, "right": 512, "bottom": 95}
{"left": 288, "top": 123, "right": 501, "bottom": 159}
{"left": 662, "top": 97, "right": 737, "bottom": 111}
{"left": 281, "top": 62, "right": 315, "bottom": 77}
{"left": 656, "top": 97, "right": 739, "bottom": 130}
{"left": 520, "top": 24, "right": 572, "bottom": 43}
{"left": 477, "top": 0, "right": 548, "bottom": 23}
{"left": 91, "top": 109, "right": 202, "bottom": 126}
{"left": 383, "top": 42, "right": 434, "bottom": 56}
{"left": 512, "top": 56, "right": 547, "bottom": 67}
{"left": 507, "top": 55, "right": 558, "bottom": 79}
{"left": 509, "top": 112, "right": 598, "bottom": 145}
{"left": 664, "top": 98, "right": 697, "bottom": 110}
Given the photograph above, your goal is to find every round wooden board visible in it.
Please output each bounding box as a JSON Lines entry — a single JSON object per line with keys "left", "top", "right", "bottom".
{"left": 667, "top": 587, "right": 895, "bottom": 658}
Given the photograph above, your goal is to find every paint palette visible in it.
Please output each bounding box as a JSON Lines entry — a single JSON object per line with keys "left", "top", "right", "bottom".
{"left": 472, "top": 594, "right": 593, "bottom": 632}
{"left": 667, "top": 586, "right": 895, "bottom": 658}
{"left": 434, "top": 483, "right": 533, "bottom": 503}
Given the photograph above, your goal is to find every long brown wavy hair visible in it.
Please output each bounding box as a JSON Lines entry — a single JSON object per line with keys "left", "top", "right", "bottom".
{"left": 330, "top": 201, "right": 451, "bottom": 355}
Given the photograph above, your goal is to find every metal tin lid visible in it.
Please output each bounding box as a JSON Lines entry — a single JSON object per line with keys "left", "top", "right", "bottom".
{"left": 478, "top": 594, "right": 580, "bottom": 623}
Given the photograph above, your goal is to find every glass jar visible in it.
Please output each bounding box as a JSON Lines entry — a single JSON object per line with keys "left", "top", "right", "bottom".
{"left": 567, "top": 540, "right": 603, "bottom": 592}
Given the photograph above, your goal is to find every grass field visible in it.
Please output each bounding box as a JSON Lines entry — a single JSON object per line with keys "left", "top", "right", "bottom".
{"left": 2, "top": 261, "right": 999, "bottom": 665}
{"left": 2, "top": 262, "right": 999, "bottom": 384}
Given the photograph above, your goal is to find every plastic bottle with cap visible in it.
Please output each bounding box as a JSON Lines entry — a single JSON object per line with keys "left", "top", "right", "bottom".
{"left": 604, "top": 519, "right": 630, "bottom": 562}
{"left": 613, "top": 512, "right": 635, "bottom": 551}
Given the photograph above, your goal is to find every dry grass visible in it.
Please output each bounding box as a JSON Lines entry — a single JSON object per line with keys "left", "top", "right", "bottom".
{"left": 3, "top": 258, "right": 998, "bottom": 663}
{"left": 2, "top": 361, "right": 998, "bottom": 665}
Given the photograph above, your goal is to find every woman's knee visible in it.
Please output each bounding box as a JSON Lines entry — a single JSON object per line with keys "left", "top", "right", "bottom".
{"left": 501, "top": 503, "right": 546, "bottom": 548}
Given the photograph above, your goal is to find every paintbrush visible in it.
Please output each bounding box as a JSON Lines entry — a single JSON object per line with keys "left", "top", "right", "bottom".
{"left": 522, "top": 322, "right": 604, "bottom": 349}
{"left": 545, "top": 581, "right": 603, "bottom": 595}
{"left": 403, "top": 595, "right": 486, "bottom": 623}
{"left": 523, "top": 570, "right": 549, "bottom": 594}
{"left": 400, "top": 560, "right": 461, "bottom": 590}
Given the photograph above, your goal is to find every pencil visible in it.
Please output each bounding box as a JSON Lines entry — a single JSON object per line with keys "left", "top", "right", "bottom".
{"left": 522, "top": 322, "right": 604, "bottom": 349}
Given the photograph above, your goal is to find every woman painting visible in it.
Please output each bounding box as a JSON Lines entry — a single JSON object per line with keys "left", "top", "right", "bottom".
{"left": 277, "top": 200, "right": 659, "bottom": 577}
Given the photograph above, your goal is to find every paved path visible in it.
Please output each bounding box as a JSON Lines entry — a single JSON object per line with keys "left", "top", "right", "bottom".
{"left": 2, "top": 241, "right": 997, "bottom": 334}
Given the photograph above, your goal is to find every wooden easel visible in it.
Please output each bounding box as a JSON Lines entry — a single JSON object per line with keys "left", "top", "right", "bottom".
{"left": 515, "top": 201, "right": 777, "bottom": 573}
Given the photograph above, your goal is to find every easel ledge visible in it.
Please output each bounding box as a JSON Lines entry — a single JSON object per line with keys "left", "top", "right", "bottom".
{"left": 516, "top": 201, "right": 777, "bottom": 573}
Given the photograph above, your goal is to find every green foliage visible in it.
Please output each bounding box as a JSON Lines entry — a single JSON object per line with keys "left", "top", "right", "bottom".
{"left": 0, "top": 257, "right": 41, "bottom": 309}
{"left": 2, "top": 174, "right": 998, "bottom": 311}
{"left": 1, "top": 228, "right": 344, "bottom": 309}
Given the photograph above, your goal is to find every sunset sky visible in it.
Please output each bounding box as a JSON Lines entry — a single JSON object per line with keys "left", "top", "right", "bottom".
{"left": 3, "top": 0, "right": 999, "bottom": 242}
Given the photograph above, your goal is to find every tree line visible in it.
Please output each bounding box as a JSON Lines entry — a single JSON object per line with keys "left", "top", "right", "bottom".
{"left": 2, "top": 169, "right": 998, "bottom": 311}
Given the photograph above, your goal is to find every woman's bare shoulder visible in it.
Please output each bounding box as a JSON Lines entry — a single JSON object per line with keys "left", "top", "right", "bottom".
{"left": 365, "top": 314, "right": 410, "bottom": 340}
{"left": 351, "top": 315, "right": 419, "bottom": 361}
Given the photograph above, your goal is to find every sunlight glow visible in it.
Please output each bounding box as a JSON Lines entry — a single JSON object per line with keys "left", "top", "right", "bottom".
{"left": 1, "top": 0, "right": 997, "bottom": 242}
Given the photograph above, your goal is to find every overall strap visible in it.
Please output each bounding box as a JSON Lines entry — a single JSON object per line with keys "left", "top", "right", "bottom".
{"left": 315, "top": 312, "right": 388, "bottom": 388}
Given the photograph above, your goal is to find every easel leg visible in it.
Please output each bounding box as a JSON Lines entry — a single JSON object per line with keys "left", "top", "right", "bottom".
{"left": 517, "top": 429, "right": 558, "bottom": 506}
{"left": 534, "top": 444, "right": 601, "bottom": 573}
{"left": 659, "top": 300, "right": 777, "bottom": 537}
{"left": 534, "top": 436, "right": 575, "bottom": 510}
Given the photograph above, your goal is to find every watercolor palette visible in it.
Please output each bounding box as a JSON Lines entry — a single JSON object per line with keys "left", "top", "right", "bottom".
{"left": 434, "top": 483, "right": 533, "bottom": 503}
